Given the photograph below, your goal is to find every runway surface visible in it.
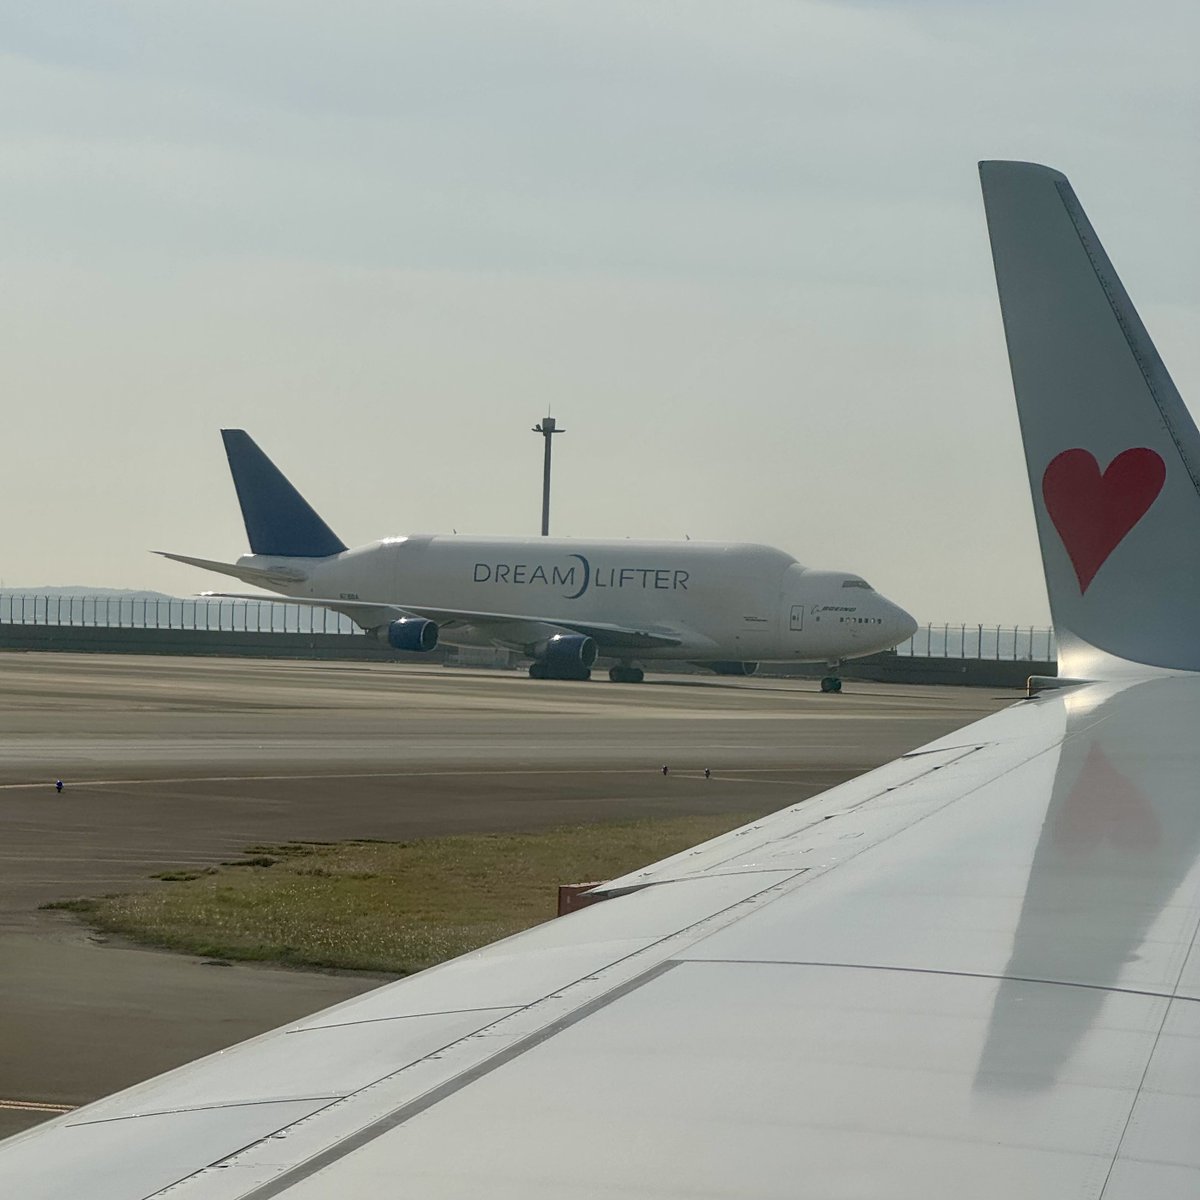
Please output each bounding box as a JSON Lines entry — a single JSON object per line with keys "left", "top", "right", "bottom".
{"left": 0, "top": 653, "right": 1018, "bottom": 1137}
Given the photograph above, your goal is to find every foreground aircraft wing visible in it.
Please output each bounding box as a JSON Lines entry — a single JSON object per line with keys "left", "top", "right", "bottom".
{"left": 200, "top": 591, "right": 686, "bottom": 650}
{"left": 7, "top": 162, "right": 1200, "bottom": 1198}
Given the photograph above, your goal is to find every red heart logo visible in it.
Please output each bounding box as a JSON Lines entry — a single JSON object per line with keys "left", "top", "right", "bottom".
{"left": 1042, "top": 448, "right": 1166, "bottom": 593}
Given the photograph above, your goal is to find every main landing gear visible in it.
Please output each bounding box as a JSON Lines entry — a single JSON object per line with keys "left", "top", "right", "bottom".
{"left": 529, "top": 662, "right": 591, "bottom": 681}
{"left": 820, "top": 663, "right": 843, "bottom": 693}
{"left": 609, "top": 665, "right": 645, "bottom": 684}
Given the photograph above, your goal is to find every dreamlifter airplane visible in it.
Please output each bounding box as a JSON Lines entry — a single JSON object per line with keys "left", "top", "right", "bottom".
{"left": 157, "top": 435, "right": 917, "bottom": 689}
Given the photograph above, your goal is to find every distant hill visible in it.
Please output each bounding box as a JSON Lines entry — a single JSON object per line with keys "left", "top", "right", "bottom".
{"left": 0, "top": 587, "right": 180, "bottom": 601}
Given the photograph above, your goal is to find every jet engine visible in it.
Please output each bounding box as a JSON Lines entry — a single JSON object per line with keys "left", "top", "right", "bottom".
{"left": 704, "top": 661, "right": 759, "bottom": 677}
{"left": 377, "top": 617, "right": 439, "bottom": 653}
{"left": 541, "top": 633, "right": 598, "bottom": 671}
{"left": 528, "top": 632, "right": 598, "bottom": 679}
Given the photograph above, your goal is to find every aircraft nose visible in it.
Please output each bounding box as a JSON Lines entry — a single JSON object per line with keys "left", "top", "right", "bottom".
{"left": 895, "top": 606, "right": 918, "bottom": 643}
{"left": 882, "top": 600, "right": 918, "bottom": 647}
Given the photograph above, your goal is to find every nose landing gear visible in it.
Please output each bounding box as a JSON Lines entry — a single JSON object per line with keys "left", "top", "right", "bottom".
{"left": 819, "top": 662, "right": 843, "bottom": 693}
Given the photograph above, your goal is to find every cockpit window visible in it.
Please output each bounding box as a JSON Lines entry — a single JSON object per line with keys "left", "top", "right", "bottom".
{"left": 841, "top": 579, "right": 874, "bottom": 590}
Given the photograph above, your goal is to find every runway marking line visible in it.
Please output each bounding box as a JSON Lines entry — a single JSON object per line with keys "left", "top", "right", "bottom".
{"left": 0, "top": 1099, "right": 76, "bottom": 1114}
{"left": 0, "top": 766, "right": 816, "bottom": 792}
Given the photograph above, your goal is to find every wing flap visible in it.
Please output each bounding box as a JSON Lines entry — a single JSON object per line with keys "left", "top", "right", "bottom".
{"left": 0, "top": 1098, "right": 328, "bottom": 1200}
{"left": 0, "top": 871, "right": 796, "bottom": 1199}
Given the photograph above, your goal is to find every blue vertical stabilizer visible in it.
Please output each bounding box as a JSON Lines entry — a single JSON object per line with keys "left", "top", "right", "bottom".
{"left": 220, "top": 430, "right": 347, "bottom": 558}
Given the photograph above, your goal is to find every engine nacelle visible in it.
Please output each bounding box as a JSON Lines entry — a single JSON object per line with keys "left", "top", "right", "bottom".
{"left": 377, "top": 617, "right": 439, "bottom": 653}
{"left": 704, "top": 661, "right": 759, "bottom": 677}
{"left": 538, "top": 633, "right": 598, "bottom": 671}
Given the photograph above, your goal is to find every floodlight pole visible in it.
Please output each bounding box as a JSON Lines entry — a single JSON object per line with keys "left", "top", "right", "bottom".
{"left": 532, "top": 416, "right": 564, "bottom": 536}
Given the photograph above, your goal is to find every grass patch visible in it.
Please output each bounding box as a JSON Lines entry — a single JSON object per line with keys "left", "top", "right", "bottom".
{"left": 47, "top": 814, "right": 754, "bottom": 976}
{"left": 40, "top": 897, "right": 99, "bottom": 914}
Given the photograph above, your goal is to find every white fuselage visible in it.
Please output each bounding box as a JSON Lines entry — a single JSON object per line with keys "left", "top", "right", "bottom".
{"left": 240, "top": 535, "right": 916, "bottom": 664}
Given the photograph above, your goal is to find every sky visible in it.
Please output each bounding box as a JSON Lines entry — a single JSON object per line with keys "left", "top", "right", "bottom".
{"left": 2, "top": 1, "right": 1197, "bottom": 625}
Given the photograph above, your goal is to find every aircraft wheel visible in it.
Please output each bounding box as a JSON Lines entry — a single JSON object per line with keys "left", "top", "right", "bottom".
{"left": 529, "top": 662, "right": 548, "bottom": 680}
{"left": 609, "top": 666, "right": 646, "bottom": 684}
{"left": 820, "top": 675, "right": 842, "bottom": 693}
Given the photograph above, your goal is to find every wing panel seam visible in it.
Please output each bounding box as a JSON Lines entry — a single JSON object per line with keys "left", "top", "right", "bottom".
{"left": 678, "top": 958, "right": 1200, "bottom": 1003}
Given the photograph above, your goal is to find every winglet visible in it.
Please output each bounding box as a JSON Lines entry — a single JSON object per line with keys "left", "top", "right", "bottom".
{"left": 980, "top": 161, "right": 1200, "bottom": 676}
{"left": 220, "top": 430, "right": 347, "bottom": 558}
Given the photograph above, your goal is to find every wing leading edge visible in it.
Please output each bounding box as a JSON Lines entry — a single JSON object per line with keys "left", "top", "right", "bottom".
{"left": 199, "top": 591, "right": 686, "bottom": 651}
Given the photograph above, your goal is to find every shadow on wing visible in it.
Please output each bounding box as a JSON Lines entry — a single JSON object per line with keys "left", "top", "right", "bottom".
{"left": 976, "top": 677, "right": 1200, "bottom": 1092}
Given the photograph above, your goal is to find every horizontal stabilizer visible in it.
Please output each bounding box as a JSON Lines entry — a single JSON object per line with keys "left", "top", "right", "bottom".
{"left": 221, "top": 430, "right": 347, "bottom": 559}
{"left": 155, "top": 552, "right": 308, "bottom": 589}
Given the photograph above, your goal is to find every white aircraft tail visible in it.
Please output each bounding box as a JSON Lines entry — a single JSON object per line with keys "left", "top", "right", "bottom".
{"left": 980, "top": 160, "right": 1200, "bottom": 677}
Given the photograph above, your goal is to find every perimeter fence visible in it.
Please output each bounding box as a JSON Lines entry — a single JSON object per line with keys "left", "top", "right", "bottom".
{"left": 894, "top": 623, "right": 1056, "bottom": 661}
{"left": 0, "top": 594, "right": 359, "bottom": 636}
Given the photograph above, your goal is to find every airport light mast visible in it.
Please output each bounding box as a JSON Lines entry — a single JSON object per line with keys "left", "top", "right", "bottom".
{"left": 532, "top": 416, "right": 564, "bottom": 536}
